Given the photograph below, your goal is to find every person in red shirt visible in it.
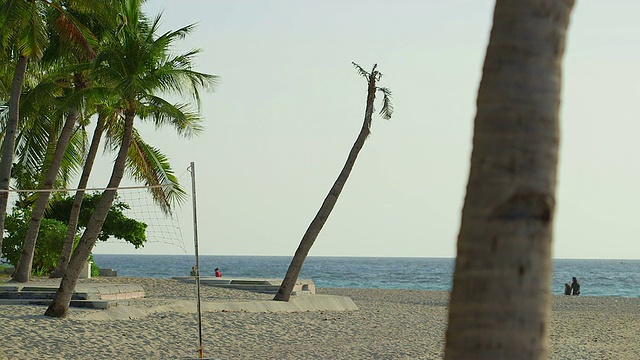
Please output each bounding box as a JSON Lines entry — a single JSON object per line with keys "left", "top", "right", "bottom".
{"left": 215, "top": 268, "right": 222, "bottom": 277}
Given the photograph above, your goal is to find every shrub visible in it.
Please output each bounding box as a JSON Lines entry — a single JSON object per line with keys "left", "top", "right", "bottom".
{"left": 2, "top": 209, "right": 71, "bottom": 274}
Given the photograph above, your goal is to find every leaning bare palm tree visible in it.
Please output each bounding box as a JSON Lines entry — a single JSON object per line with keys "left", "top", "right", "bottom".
{"left": 274, "top": 63, "right": 392, "bottom": 302}
{"left": 45, "top": 0, "right": 216, "bottom": 318}
{"left": 444, "top": 1, "right": 575, "bottom": 359}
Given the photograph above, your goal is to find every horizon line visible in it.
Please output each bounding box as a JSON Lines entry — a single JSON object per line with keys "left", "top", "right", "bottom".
{"left": 91, "top": 253, "right": 640, "bottom": 261}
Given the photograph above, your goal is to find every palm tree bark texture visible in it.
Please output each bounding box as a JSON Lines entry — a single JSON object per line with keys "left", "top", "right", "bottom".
{"left": 0, "top": 55, "right": 28, "bottom": 251}
{"left": 50, "top": 111, "right": 106, "bottom": 278}
{"left": 274, "top": 63, "right": 392, "bottom": 302}
{"left": 445, "top": 1, "right": 575, "bottom": 359}
{"left": 12, "top": 108, "right": 81, "bottom": 282}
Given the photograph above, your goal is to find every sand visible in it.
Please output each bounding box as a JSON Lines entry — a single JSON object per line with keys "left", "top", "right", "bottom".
{"left": 2, "top": 276, "right": 640, "bottom": 359}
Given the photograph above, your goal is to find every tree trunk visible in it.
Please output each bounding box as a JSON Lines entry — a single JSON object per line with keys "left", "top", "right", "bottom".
{"left": 0, "top": 55, "right": 28, "bottom": 252}
{"left": 45, "top": 109, "right": 134, "bottom": 318}
{"left": 274, "top": 67, "right": 378, "bottom": 302}
{"left": 51, "top": 111, "right": 106, "bottom": 278}
{"left": 444, "top": 1, "right": 574, "bottom": 359}
{"left": 12, "top": 109, "right": 80, "bottom": 282}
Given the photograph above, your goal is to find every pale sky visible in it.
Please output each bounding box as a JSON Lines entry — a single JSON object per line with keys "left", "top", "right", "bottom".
{"left": 90, "top": 1, "right": 640, "bottom": 259}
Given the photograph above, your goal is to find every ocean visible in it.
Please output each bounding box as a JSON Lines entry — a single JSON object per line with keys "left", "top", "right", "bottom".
{"left": 91, "top": 255, "right": 640, "bottom": 298}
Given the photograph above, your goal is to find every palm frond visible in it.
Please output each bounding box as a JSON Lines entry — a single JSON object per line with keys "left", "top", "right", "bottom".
{"left": 9, "top": 161, "right": 39, "bottom": 199}
{"left": 16, "top": 95, "right": 61, "bottom": 154}
{"left": 0, "top": 103, "right": 8, "bottom": 120}
{"left": 147, "top": 17, "right": 196, "bottom": 57}
{"left": 84, "top": 1, "right": 210, "bottom": 216}
{"left": 125, "top": 129, "right": 187, "bottom": 214}
{"left": 377, "top": 87, "right": 393, "bottom": 120}
{"left": 138, "top": 95, "right": 204, "bottom": 138}
{"left": 0, "top": 56, "right": 13, "bottom": 98}
{"left": 14, "top": 110, "right": 57, "bottom": 180}
{"left": 143, "top": 48, "right": 218, "bottom": 108}
{"left": 58, "top": 122, "right": 88, "bottom": 180}
{"left": 0, "top": 0, "right": 31, "bottom": 49}
{"left": 103, "top": 109, "right": 126, "bottom": 153}
{"left": 48, "top": 3, "right": 96, "bottom": 60}
{"left": 19, "top": 79, "right": 64, "bottom": 119}
{"left": 17, "top": 1, "right": 48, "bottom": 59}
{"left": 351, "top": 62, "right": 370, "bottom": 79}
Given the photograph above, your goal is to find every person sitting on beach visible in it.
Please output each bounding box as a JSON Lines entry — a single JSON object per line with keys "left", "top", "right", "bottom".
{"left": 571, "top": 277, "right": 580, "bottom": 295}
{"left": 215, "top": 268, "right": 222, "bottom": 277}
{"left": 564, "top": 283, "right": 571, "bottom": 295}
{"left": 190, "top": 266, "right": 197, "bottom": 276}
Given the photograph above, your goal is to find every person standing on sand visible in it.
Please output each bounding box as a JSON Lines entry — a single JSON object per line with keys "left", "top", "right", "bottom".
{"left": 564, "top": 283, "right": 571, "bottom": 295}
{"left": 215, "top": 268, "right": 222, "bottom": 277}
{"left": 190, "top": 266, "right": 196, "bottom": 276}
{"left": 571, "top": 277, "right": 580, "bottom": 295}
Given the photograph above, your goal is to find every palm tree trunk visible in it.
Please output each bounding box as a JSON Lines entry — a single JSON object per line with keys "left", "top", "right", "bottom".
{"left": 45, "top": 109, "right": 134, "bottom": 318}
{"left": 0, "top": 55, "right": 28, "bottom": 252}
{"left": 444, "top": 1, "right": 574, "bottom": 359}
{"left": 51, "top": 111, "right": 106, "bottom": 278}
{"left": 12, "top": 109, "right": 80, "bottom": 282}
{"left": 274, "top": 69, "right": 378, "bottom": 302}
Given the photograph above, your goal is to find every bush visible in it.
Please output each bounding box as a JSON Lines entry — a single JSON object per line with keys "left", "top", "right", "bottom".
{"left": 2, "top": 193, "right": 147, "bottom": 276}
{"left": 2, "top": 209, "right": 72, "bottom": 274}
{"left": 47, "top": 192, "right": 147, "bottom": 248}
{"left": 90, "top": 254, "right": 100, "bottom": 277}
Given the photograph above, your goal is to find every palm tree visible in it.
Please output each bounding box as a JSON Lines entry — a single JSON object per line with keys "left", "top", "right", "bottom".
{"left": 50, "top": 109, "right": 192, "bottom": 278}
{"left": 4, "top": 59, "right": 82, "bottom": 195}
{"left": 2, "top": 57, "right": 89, "bottom": 275}
{"left": 12, "top": 73, "right": 89, "bottom": 282}
{"left": 45, "top": 0, "right": 216, "bottom": 318}
{"left": 444, "top": 1, "right": 575, "bottom": 359}
{"left": 49, "top": 108, "right": 106, "bottom": 278}
{"left": 274, "top": 63, "right": 392, "bottom": 302}
{"left": 0, "top": 0, "right": 93, "bottom": 252}
{"left": 8, "top": 0, "right": 188, "bottom": 280}
{"left": 11, "top": 0, "right": 104, "bottom": 282}
{"left": 49, "top": 1, "right": 192, "bottom": 278}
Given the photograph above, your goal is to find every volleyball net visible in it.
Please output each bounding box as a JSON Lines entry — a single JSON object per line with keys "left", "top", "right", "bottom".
{"left": 3, "top": 184, "right": 187, "bottom": 253}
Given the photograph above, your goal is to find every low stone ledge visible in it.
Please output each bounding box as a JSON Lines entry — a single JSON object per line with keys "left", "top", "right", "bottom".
{"left": 172, "top": 277, "right": 316, "bottom": 294}
{"left": 98, "top": 268, "right": 118, "bottom": 277}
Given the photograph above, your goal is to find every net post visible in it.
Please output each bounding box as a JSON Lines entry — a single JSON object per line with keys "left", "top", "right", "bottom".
{"left": 189, "top": 161, "right": 204, "bottom": 358}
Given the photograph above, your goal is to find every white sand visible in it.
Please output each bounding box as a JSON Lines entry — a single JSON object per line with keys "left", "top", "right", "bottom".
{"left": 2, "top": 277, "right": 640, "bottom": 359}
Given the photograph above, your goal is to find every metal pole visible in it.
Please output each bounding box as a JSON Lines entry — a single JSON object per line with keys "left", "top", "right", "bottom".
{"left": 190, "top": 162, "right": 204, "bottom": 359}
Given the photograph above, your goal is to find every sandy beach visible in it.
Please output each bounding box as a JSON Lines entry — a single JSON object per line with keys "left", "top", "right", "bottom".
{"left": 2, "top": 277, "right": 640, "bottom": 359}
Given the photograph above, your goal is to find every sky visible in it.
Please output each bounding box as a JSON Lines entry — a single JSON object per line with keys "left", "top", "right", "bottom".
{"left": 89, "top": 1, "right": 640, "bottom": 259}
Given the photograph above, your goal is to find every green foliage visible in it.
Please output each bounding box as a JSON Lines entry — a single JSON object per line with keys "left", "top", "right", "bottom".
{"left": 46, "top": 192, "right": 147, "bottom": 248}
{"left": 1, "top": 193, "right": 147, "bottom": 275}
{"left": 89, "top": 254, "right": 99, "bottom": 277}
{"left": 2, "top": 208, "right": 70, "bottom": 274}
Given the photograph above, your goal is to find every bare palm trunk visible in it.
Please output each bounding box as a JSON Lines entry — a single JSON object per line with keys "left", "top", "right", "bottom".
{"left": 51, "top": 111, "right": 106, "bottom": 278}
{"left": 0, "top": 55, "right": 28, "bottom": 251}
{"left": 444, "top": 1, "right": 574, "bottom": 359}
{"left": 45, "top": 110, "right": 134, "bottom": 318}
{"left": 12, "top": 109, "right": 80, "bottom": 282}
{"left": 274, "top": 67, "right": 379, "bottom": 302}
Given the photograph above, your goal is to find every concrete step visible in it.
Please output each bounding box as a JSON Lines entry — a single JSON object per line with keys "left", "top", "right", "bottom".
{"left": 0, "top": 282, "right": 145, "bottom": 309}
{"left": 0, "top": 298, "right": 135, "bottom": 309}
{"left": 0, "top": 290, "right": 99, "bottom": 301}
